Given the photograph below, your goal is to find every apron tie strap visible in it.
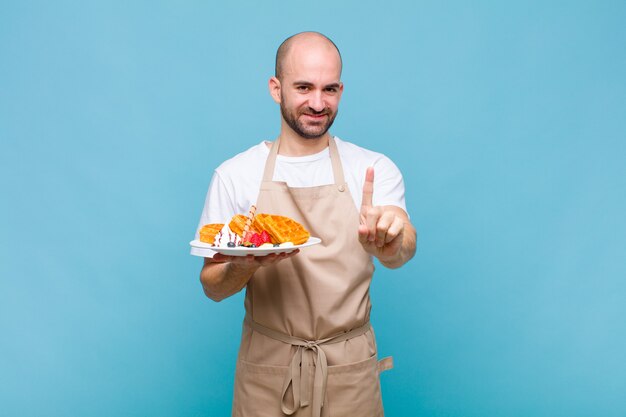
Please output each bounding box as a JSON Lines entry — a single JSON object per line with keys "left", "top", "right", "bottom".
{"left": 245, "top": 316, "right": 371, "bottom": 417}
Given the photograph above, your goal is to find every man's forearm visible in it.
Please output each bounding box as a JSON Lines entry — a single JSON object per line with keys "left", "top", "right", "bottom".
{"left": 199, "top": 251, "right": 300, "bottom": 301}
{"left": 200, "top": 260, "right": 259, "bottom": 302}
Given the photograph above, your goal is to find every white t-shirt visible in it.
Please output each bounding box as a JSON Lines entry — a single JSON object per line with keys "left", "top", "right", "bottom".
{"left": 192, "top": 137, "right": 407, "bottom": 257}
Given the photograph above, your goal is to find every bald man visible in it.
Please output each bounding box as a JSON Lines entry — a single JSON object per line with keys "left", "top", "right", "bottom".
{"left": 193, "top": 32, "right": 416, "bottom": 417}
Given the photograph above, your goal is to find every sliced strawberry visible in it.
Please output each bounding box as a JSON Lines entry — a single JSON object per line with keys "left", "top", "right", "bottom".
{"left": 250, "top": 233, "right": 263, "bottom": 248}
{"left": 260, "top": 230, "right": 272, "bottom": 245}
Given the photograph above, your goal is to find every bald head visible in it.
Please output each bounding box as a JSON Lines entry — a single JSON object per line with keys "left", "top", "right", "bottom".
{"left": 275, "top": 32, "right": 342, "bottom": 80}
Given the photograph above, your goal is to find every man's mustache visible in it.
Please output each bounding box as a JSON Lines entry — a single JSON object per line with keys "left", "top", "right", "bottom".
{"left": 302, "top": 108, "right": 331, "bottom": 116}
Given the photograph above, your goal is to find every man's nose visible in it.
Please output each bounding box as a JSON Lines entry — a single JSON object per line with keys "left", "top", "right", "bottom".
{"left": 308, "top": 92, "right": 325, "bottom": 112}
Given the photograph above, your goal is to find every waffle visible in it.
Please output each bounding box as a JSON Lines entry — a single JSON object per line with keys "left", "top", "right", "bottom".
{"left": 199, "top": 223, "right": 224, "bottom": 244}
{"left": 229, "top": 214, "right": 260, "bottom": 237}
{"left": 253, "top": 214, "right": 310, "bottom": 245}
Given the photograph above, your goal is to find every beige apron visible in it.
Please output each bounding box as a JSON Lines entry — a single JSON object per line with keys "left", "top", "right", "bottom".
{"left": 232, "top": 137, "right": 392, "bottom": 417}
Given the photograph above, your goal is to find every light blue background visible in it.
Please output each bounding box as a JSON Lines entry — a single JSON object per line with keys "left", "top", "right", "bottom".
{"left": 1, "top": 1, "right": 625, "bottom": 416}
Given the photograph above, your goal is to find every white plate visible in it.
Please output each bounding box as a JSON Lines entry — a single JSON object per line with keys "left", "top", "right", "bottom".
{"left": 190, "top": 237, "right": 321, "bottom": 257}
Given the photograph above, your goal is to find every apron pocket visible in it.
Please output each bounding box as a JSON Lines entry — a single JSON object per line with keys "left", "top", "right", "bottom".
{"left": 324, "top": 355, "right": 386, "bottom": 417}
{"left": 233, "top": 360, "right": 288, "bottom": 417}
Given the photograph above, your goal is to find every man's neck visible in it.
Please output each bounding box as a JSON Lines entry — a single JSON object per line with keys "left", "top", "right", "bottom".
{"left": 276, "top": 129, "right": 331, "bottom": 156}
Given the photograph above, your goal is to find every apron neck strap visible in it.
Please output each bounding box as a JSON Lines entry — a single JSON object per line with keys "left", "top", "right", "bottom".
{"left": 263, "top": 137, "right": 345, "bottom": 186}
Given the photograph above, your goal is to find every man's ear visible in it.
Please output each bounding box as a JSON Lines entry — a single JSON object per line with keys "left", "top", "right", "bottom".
{"left": 269, "top": 76, "right": 282, "bottom": 104}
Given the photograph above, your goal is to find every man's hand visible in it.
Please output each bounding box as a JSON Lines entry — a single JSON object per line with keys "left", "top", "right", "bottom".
{"left": 358, "top": 167, "right": 416, "bottom": 268}
{"left": 208, "top": 249, "right": 300, "bottom": 267}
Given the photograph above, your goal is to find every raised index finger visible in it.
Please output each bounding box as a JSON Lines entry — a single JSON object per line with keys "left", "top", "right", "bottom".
{"left": 361, "top": 167, "right": 375, "bottom": 209}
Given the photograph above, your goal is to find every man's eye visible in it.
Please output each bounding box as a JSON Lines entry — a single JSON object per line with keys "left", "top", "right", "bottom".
{"left": 325, "top": 88, "right": 337, "bottom": 93}
{"left": 297, "top": 86, "right": 309, "bottom": 91}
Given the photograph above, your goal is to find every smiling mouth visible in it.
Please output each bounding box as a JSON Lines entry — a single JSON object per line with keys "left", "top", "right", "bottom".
{"left": 302, "top": 113, "right": 328, "bottom": 120}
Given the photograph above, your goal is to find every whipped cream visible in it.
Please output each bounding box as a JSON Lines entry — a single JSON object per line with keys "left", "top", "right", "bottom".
{"left": 212, "top": 224, "right": 242, "bottom": 247}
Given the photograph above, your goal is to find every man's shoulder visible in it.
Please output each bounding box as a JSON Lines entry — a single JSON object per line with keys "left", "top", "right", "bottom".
{"left": 215, "top": 141, "right": 268, "bottom": 175}
{"left": 334, "top": 136, "right": 392, "bottom": 164}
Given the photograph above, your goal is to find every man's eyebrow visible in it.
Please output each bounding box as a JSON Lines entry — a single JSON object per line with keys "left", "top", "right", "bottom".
{"left": 292, "top": 81, "right": 341, "bottom": 88}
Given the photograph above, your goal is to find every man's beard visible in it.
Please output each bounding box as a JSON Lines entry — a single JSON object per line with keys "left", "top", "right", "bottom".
{"left": 280, "top": 103, "right": 337, "bottom": 139}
